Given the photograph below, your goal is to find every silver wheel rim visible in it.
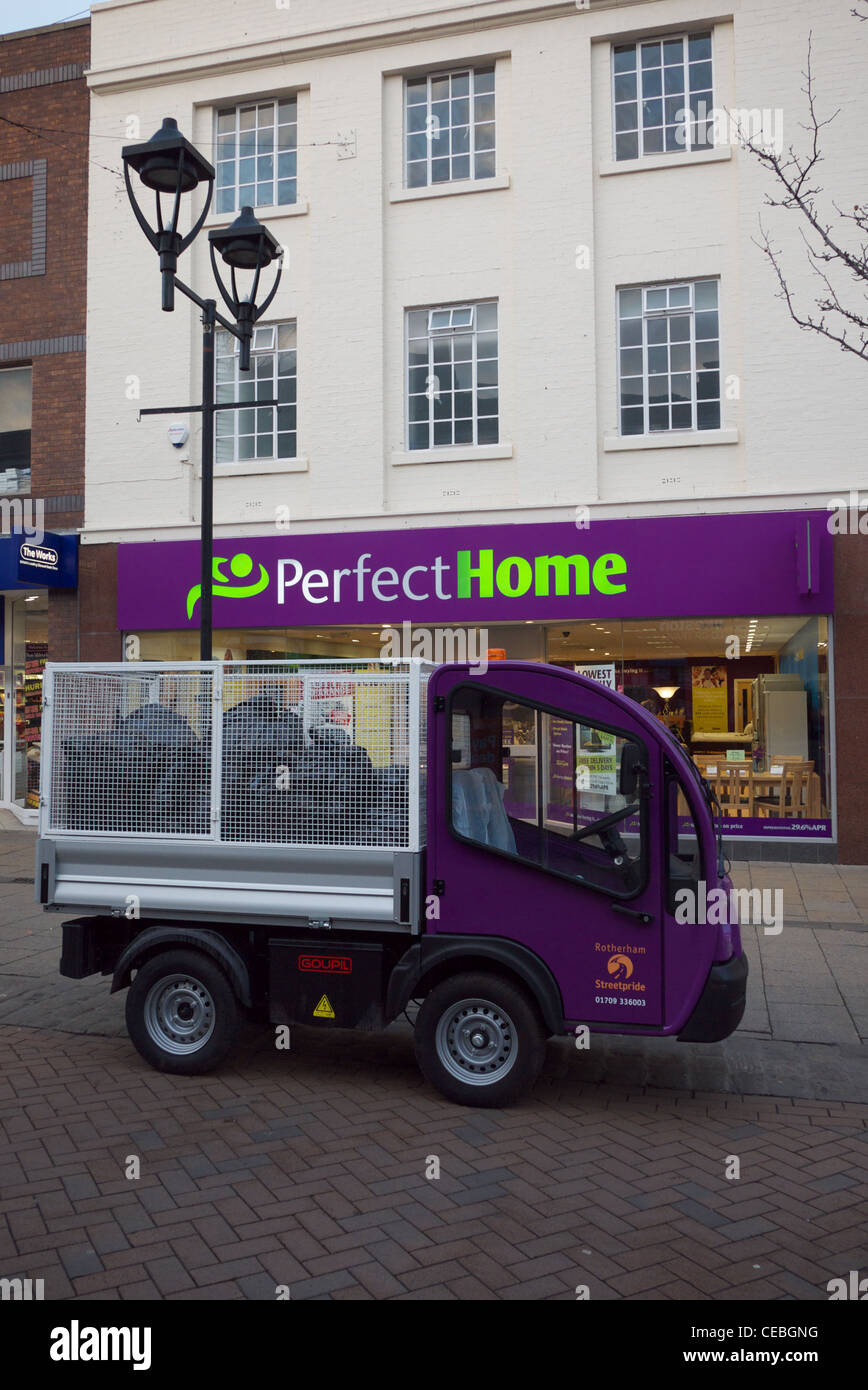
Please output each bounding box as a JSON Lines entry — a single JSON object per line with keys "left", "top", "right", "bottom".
{"left": 435, "top": 997, "right": 517, "bottom": 1086}
{"left": 143, "top": 974, "right": 216, "bottom": 1055}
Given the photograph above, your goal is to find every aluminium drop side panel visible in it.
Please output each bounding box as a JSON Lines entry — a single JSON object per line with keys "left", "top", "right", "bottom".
{"left": 43, "top": 836, "right": 423, "bottom": 932}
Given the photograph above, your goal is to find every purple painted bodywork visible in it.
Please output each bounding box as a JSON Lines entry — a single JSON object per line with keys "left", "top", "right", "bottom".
{"left": 426, "top": 662, "right": 742, "bottom": 1038}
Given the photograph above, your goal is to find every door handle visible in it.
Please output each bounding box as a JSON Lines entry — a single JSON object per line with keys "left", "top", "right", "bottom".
{"left": 611, "top": 903, "right": 654, "bottom": 924}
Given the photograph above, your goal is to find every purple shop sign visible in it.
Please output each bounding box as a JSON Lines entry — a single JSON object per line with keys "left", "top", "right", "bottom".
{"left": 116, "top": 510, "right": 833, "bottom": 631}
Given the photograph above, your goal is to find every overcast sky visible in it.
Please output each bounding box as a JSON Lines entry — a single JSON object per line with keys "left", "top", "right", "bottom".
{"left": 0, "top": 0, "right": 91, "bottom": 37}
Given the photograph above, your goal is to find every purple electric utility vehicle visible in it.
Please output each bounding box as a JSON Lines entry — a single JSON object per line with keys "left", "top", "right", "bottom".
{"left": 38, "top": 659, "right": 747, "bottom": 1107}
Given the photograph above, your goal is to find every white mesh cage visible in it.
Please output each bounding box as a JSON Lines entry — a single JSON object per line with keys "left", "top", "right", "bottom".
{"left": 46, "top": 666, "right": 214, "bottom": 838}
{"left": 42, "top": 660, "right": 433, "bottom": 851}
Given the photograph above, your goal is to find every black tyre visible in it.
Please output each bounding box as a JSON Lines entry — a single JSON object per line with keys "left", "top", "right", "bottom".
{"left": 414, "top": 972, "right": 546, "bottom": 1108}
{"left": 125, "top": 949, "right": 242, "bottom": 1075}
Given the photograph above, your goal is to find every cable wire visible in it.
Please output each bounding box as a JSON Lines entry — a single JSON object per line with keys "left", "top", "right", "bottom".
{"left": 0, "top": 110, "right": 122, "bottom": 180}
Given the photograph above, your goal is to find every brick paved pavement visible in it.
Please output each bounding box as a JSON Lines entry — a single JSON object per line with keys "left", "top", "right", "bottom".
{"left": 2, "top": 1022, "right": 866, "bottom": 1302}
{"left": 732, "top": 860, "right": 868, "bottom": 926}
{"left": 1, "top": 826, "right": 867, "bottom": 1299}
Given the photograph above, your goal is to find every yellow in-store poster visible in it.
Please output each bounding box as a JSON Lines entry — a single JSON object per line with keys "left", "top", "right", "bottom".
{"left": 354, "top": 682, "right": 393, "bottom": 768}
{"left": 691, "top": 664, "right": 728, "bottom": 733}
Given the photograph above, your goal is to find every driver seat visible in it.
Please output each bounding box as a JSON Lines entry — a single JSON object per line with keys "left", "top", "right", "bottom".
{"left": 452, "top": 767, "right": 517, "bottom": 853}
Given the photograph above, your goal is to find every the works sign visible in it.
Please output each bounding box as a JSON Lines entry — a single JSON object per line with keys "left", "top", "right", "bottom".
{"left": 116, "top": 512, "right": 832, "bottom": 631}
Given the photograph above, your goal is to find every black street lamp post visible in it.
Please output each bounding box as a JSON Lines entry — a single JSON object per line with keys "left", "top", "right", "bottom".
{"left": 122, "top": 118, "right": 283, "bottom": 659}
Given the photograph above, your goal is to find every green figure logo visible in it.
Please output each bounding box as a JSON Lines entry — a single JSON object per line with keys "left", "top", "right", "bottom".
{"left": 186, "top": 552, "right": 269, "bottom": 620}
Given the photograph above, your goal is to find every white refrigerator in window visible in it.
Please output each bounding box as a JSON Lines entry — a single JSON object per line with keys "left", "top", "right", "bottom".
{"left": 752, "top": 675, "right": 808, "bottom": 761}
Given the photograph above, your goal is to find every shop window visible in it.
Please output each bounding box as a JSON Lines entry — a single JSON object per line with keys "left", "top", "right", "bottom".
{"left": 546, "top": 615, "right": 832, "bottom": 839}
{"left": 404, "top": 65, "right": 496, "bottom": 188}
{"left": 215, "top": 322, "right": 296, "bottom": 463}
{"left": 407, "top": 300, "right": 499, "bottom": 449}
{"left": 618, "top": 279, "right": 720, "bottom": 435}
{"left": 0, "top": 366, "right": 32, "bottom": 494}
{"left": 612, "top": 31, "right": 713, "bottom": 161}
{"left": 448, "top": 684, "right": 647, "bottom": 897}
{"left": 214, "top": 97, "right": 297, "bottom": 214}
{"left": 11, "top": 594, "right": 47, "bottom": 808}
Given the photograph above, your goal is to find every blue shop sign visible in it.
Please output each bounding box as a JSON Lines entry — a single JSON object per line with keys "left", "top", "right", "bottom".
{"left": 0, "top": 531, "right": 78, "bottom": 589}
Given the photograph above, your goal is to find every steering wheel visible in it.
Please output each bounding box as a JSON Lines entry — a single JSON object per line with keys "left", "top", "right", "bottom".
{"left": 570, "top": 802, "right": 639, "bottom": 865}
{"left": 570, "top": 801, "right": 639, "bottom": 844}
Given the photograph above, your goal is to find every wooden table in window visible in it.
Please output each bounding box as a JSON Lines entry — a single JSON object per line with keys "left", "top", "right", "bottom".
{"left": 685, "top": 762, "right": 822, "bottom": 821}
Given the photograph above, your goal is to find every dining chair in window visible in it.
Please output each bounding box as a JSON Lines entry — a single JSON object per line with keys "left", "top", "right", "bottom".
{"left": 755, "top": 762, "right": 809, "bottom": 819}
{"left": 715, "top": 766, "right": 753, "bottom": 818}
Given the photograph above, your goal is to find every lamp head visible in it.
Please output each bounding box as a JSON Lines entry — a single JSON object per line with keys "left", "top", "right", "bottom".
{"left": 122, "top": 117, "right": 214, "bottom": 194}
{"left": 208, "top": 206, "right": 283, "bottom": 271}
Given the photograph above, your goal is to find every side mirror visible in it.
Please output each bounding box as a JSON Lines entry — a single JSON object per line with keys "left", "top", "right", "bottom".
{"left": 619, "top": 742, "right": 646, "bottom": 798}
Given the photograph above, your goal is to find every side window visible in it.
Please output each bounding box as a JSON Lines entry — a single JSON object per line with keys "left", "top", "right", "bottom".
{"left": 449, "top": 685, "right": 647, "bottom": 897}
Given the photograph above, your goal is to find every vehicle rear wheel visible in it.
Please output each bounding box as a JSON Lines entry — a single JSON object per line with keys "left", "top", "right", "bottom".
{"left": 414, "top": 972, "right": 545, "bottom": 1107}
{"left": 125, "top": 949, "right": 242, "bottom": 1075}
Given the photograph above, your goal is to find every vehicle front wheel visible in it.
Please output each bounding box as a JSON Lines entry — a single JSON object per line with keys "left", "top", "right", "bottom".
{"left": 414, "top": 972, "right": 545, "bottom": 1108}
{"left": 125, "top": 949, "right": 242, "bottom": 1075}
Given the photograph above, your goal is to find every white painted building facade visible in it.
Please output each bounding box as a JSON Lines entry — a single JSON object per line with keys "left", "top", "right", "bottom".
{"left": 81, "top": 0, "right": 868, "bottom": 858}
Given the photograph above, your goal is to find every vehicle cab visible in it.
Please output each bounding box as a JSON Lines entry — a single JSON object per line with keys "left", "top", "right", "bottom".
{"left": 425, "top": 662, "right": 747, "bottom": 1047}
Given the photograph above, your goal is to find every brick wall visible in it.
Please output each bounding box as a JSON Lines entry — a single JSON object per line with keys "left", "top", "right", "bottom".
{"left": 0, "top": 21, "right": 90, "bottom": 668}
{"left": 833, "top": 533, "right": 868, "bottom": 864}
{"left": 31, "top": 352, "right": 85, "bottom": 522}
{"left": 0, "top": 21, "right": 89, "bottom": 339}
{"left": 47, "top": 584, "right": 78, "bottom": 661}
{"left": 78, "top": 542, "right": 120, "bottom": 661}
{"left": 0, "top": 172, "right": 34, "bottom": 263}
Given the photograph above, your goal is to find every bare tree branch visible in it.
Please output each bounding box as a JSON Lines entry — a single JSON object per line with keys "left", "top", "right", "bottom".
{"left": 753, "top": 222, "right": 868, "bottom": 362}
{"left": 741, "top": 24, "right": 868, "bottom": 361}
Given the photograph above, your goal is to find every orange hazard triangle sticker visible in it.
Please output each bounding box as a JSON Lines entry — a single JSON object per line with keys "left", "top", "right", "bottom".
{"left": 313, "top": 994, "right": 335, "bottom": 1019}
